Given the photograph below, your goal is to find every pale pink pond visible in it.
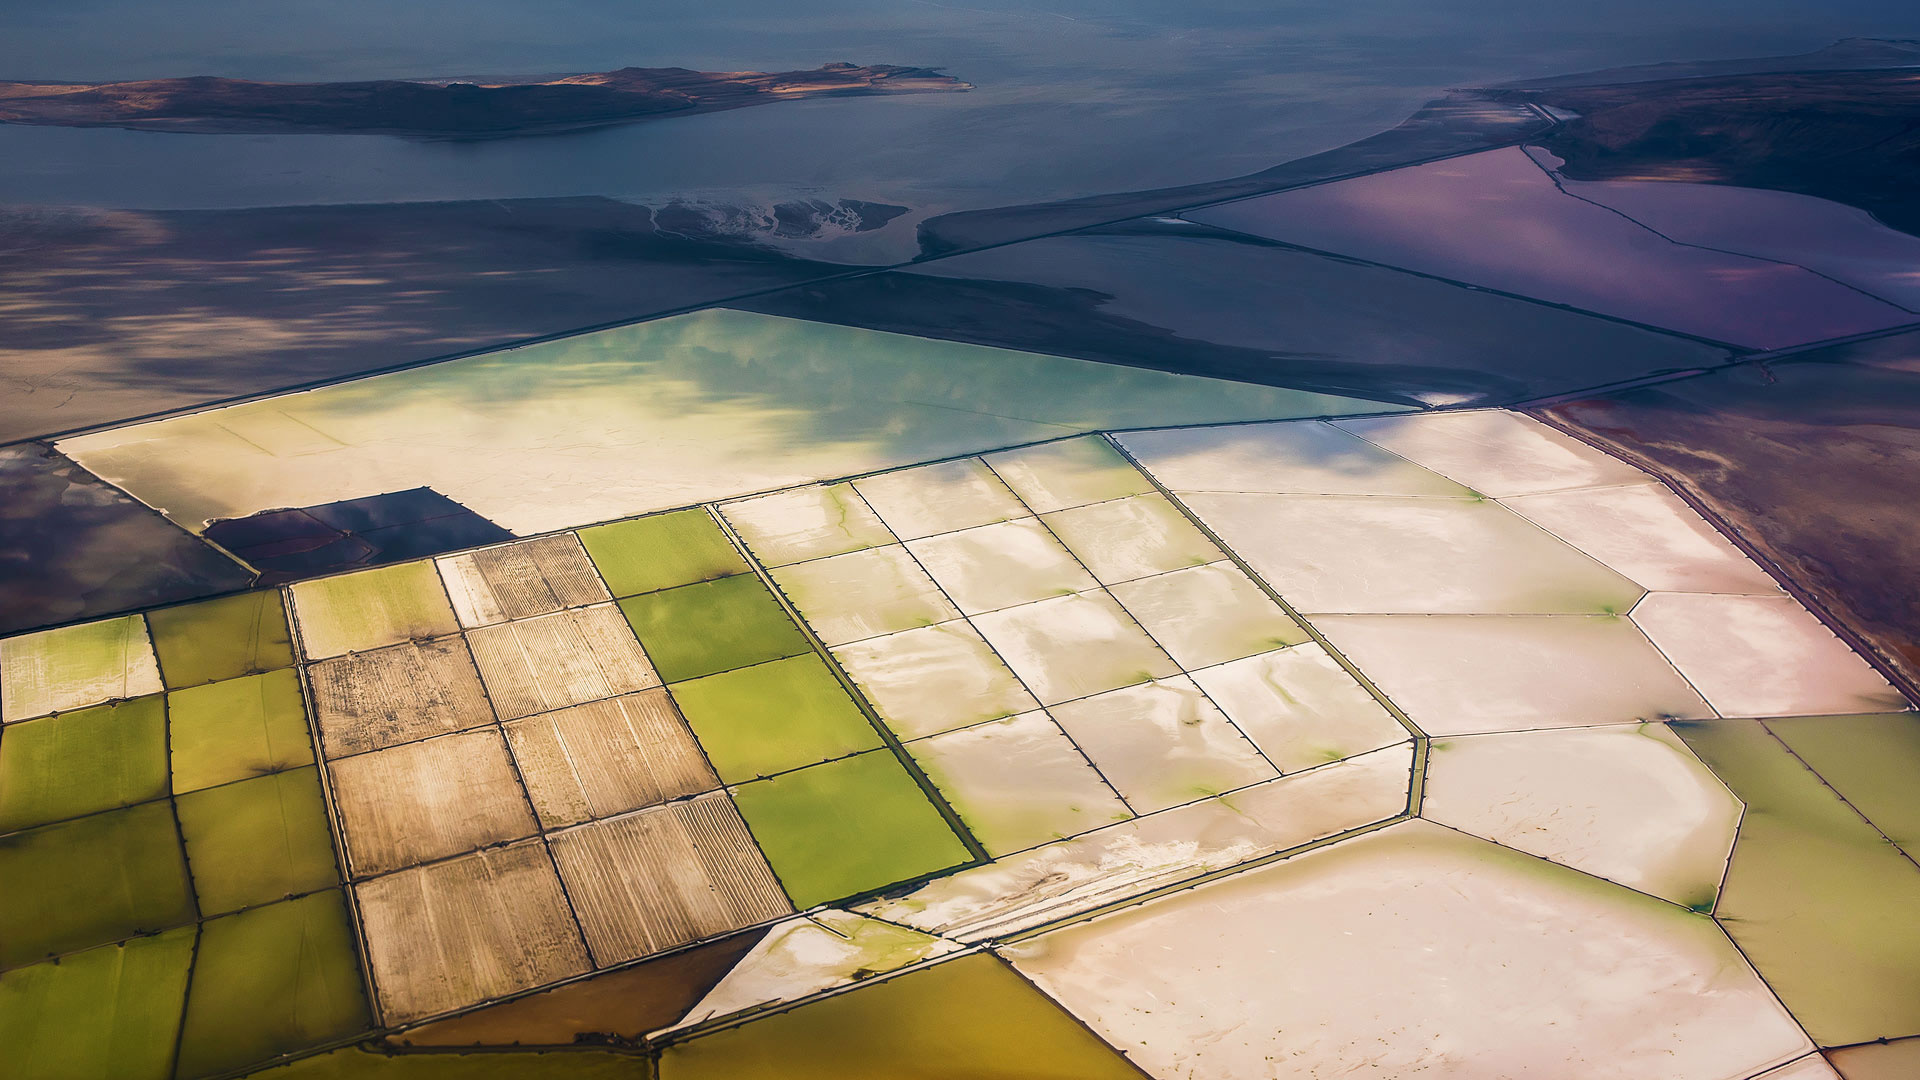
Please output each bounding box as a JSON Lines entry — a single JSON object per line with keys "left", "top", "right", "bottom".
{"left": 1187, "top": 146, "right": 1915, "bottom": 349}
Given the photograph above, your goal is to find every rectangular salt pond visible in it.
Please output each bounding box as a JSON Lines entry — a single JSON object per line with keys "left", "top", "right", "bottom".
{"left": 905, "top": 711, "right": 1133, "bottom": 856}
{"left": 721, "top": 483, "right": 894, "bottom": 567}
{"left": 577, "top": 509, "right": 748, "bottom": 599}
{"left": 1186, "top": 645, "right": 1409, "bottom": 771}
{"left": 0, "top": 696, "right": 169, "bottom": 831}
{"left": 983, "top": 436, "right": 1152, "bottom": 513}
{"left": 1040, "top": 493, "right": 1220, "bottom": 585}
{"left": 0, "top": 802, "right": 196, "bottom": 968}
{"left": 771, "top": 544, "right": 961, "bottom": 645}
{"left": 905, "top": 518, "right": 1096, "bottom": 614}
{"left": 145, "top": 589, "right": 294, "bottom": 689}
{"left": 970, "top": 591, "right": 1179, "bottom": 705}
{"left": 57, "top": 309, "right": 1392, "bottom": 537}
{"left": 167, "top": 668, "right": 315, "bottom": 794}
{"left": 728, "top": 750, "right": 973, "bottom": 909}
{"left": 855, "top": 459, "right": 1030, "bottom": 542}
{"left": 0, "top": 928, "right": 196, "bottom": 1080}
{"left": 1310, "top": 614, "right": 1712, "bottom": 734}
{"left": 1107, "top": 562, "right": 1308, "bottom": 669}
{"left": 1179, "top": 491, "right": 1645, "bottom": 615}
{"left": 172, "top": 891, "right": 369, "bottom": 1079}
{"left": 618, "top": 574, "right": 811, "bottom": 684}
{"left": 288, "top": 561, "right": 459, "bottom": 661}
{"left": 831, "top": 622, "right": 1038, "bottom": 739}
{"left": 0, "top": 614, "right": 162, "bottom": 724}
{"left": 175, "top": 766, "right": 339, "bottom": 915}
{"left": 1051, "top": 678, "right": 1278, "bottom": 812}
{"left": 670, "top": 654, "right": 882, "bottom": 782}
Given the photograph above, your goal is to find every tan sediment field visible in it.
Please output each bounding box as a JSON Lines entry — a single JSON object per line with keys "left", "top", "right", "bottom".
{"left": 307, "top": 636, "right": 496, "bottom": 757}
{"left": 437, "top": 533, "right": 611, "bottom": 628}
{"left": 466, "top": 603, "right": 660, "bottom": 720}
{"left": 355, "top": 840, "right": 590, "bottom": 1023}
{"left": 548, "top": 793, "right": 792, "bottom": 965}
{"left": 505, "top": 690, "right": 719, "bottom": 828}
{"left": 328, "top": 728, "right": 537, "bottom": 875}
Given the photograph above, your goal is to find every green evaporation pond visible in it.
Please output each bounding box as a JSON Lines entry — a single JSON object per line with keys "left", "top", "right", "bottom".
{"left": 237, "top": 1047, "right": 647, "bottom": 1079}
{"left": 0, "top": 695, "right": 169, "bottom": 832}
{"left": 0, "top": 801, "right": 195, "bottom": 968}
{"left": 176, "top": 890, "right": 370, "bottom": 1079}
{"left": 290, "top": 561, "right": 460, "bottom": 659}
{"left": 580, "top": 509, "right": 747, "bottom": 599}
{"left": 168, "top": 669, "right": 315, "bottom": 795}
{"left": 661, "top": 951, "right": 1143, "bottom": 1079}
{"left": 1765, "top": 712, "right": 1920, "bottom": 852}
{"left": 618, "top": 574, "right": 809, "bottom": 683}
{"left": 730, "top": 750, "right": 972, "bottom": 909}
{"left": 148, "top": 590, "right": 294, "bottom": 689}
{"left": 1673, "top": 719, "right": 1920, "bottom": 1045}
{"left": 178, "top": 766, "right": 340, "bottom": 916}
{"left": 0, "top": 927, "right": 196, "bottom": 1080}
{"left": 672, "top": 654, "right": 883, "bottom": 782}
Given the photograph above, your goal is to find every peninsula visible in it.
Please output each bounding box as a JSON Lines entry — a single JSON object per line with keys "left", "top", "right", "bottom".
{"left": 0, "top": 62, "right": 969, "bottom": 136}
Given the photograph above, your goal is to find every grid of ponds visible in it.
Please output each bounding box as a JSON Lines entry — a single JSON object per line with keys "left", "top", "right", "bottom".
{"left": 2, "top": 410, "right": 1915, "bottom": 1079}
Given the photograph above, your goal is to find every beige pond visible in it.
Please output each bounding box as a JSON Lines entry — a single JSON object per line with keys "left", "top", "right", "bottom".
{"left": 1501, "top": 483, "right": 1783, "bottom": 596}
{"left": 983, "top": 435, "right": 1152, "bottom": 513}
{"left": 1179, "top": 492, "right": 1644, "bottom": 615}
{"left": 906, "top": 711, "right": 1132, "bottom": 857}
{"left": 769, "top": 545, "right": 959, "bottom": 646}
{"left": 905, "top": 518, "right": 1095, "bottom": 614}
{"left": 58, "top": 310, "right": 1390, "bottom": 536}
{"left": 1337, "top": 409, "right": 1646, "bottom": 497}
{"left": 1632, "top": 593, "right": 1907, "bottom": 717}
{"left": 1040, "top": 493, "right": 1220, "bottom": 585}
{"left": 970, "top": 591, "right": 1178, "bottom": 706}
{"left": 1006, "top": 821, "right": 1810, "bottom": 1080}
{"left": 1186, "top": 644, "right": 1409, "bottom": 771}
{"left": 1423, "top": 724, "right": 1741, "bottom": 909}
{"left": 720, "top": 483, "right": 895, "bottom": 567}
{"left": 1118, "top": 419, "right": 1473, "bottom": 496}
{"left": 1107, "top": 562, "right": 1308, "bottom": 670}
{"left": 1311, "top": 614, "right": 1712, "bottom": 733}
{"left": 1051, "top": 677, "right": 1277, "bottom": 813}
{"left": 830, "top": 621, "right": 1037, "bottom": 740}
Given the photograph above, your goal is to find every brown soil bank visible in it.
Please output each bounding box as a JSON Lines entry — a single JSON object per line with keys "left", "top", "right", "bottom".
{"left": 0, "top": 63, "right": 968, "bottom": 136}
